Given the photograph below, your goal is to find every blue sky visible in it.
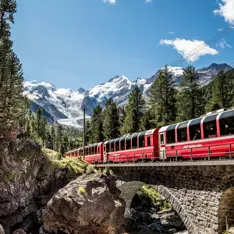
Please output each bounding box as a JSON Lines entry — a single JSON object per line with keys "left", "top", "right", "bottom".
{"left": 11, "top": 0, "right": 234, "bottom": 89}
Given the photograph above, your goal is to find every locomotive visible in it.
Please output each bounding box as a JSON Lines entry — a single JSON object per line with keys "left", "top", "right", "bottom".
{"left": 65, "top": 108, "right": 234, "bottom": 164}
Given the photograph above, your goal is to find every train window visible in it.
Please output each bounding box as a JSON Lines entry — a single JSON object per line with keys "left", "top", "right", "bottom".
{"left": 177, "top": 128, "right": 187, "bottom": 142}
{"left": 220, "top": 110, "right": 234, "bottom": 136}
{"left": 115, "top": 140, "right": 120, "bottom": 151}
{"left": 97, "top": 146, "right": 99, "bottom": 154}
{"left": 160, "top": 134, "right": 164, "bottom": 144}
{"left": 204, "top": 115, "right": 217, "bottom": 138}
{"left": 189, "top": 118, "right": 201, "bottom": 141}
{"left": 139, "top": 135, "right": 145, "bottom": 148}
{"left": 166, "top": 130, "right": 175, "bottom": 144}
{"left": 147, "top": 137, "right": 151, "bottom": 146}
{"left": 110, "top": 142, "right": 114, "bottom": 152}
{"left": 177, "top": 122, "right": 188, "bottom": 142}
{"left": 166, "top": 125, "right": 176, "bottom": 144}
{"left": 120, "top": 139, "right": 125, "bottom": 150}
{"left": 106, "top": 143, "right": 110, "bottom": 153}
{"left": 85, "top": 148, "right": 88, "bottom": 156}
{"left": 79, "top": 149, "right": 83, "bottom": 156}
{"left": 132, "top": 136, "right": 138, "bottom": 149}
{"left": 126, "top": 138, "right": 131, "bottom": 150}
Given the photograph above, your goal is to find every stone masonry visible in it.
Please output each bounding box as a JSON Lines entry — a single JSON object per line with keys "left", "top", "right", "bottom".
{"left": 109, "top": 165, "right": 234, "bottom": 234}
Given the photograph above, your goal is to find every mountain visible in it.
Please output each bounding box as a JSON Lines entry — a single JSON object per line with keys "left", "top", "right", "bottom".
{"left": 23, "top": 63, "right": 233, "bottom": 128}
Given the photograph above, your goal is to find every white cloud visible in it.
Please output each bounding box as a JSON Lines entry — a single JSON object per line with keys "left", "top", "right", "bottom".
{"left": 216, "top": 38, "right": 232, "bottom": 48}
{"left": 160, "top": 38, "right": 218, "bottom": 62}
{"left": 103, "top": 0, "right": 116, "bottom": 4}
{"left": 103, "top": 0, "right": 152, "bottom": 3}
{"left": 214, "top": 0, "right": 234, "bottom": 25}
{"left": 168, "top": 32, "right": 174, "bottom": 34}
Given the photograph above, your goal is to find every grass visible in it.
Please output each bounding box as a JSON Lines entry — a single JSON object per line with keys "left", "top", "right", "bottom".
{"left": 41, "top": 148, "right": 88, "bottom": 176}
{"left": 141, "top": 185, "right": 171, "bottom": 210}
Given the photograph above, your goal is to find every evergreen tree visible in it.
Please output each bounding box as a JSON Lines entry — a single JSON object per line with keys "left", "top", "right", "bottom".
{"left": 90, "top": 105, "right": 103, "bottom": 143}
{"left": 85, "top": 120, "right": 91, "bottom": 144}
{"left": 36, "top": 108, "right": 42, "bottom": 134}
{"left": 50, "top": 125, "right": 55, "bottom": 150}
{"left": 140, "top": 109, "right": 152, "bottom": 131}
{"left": 103, "top": 98, "right": 120, "bottom": 140}
{"left": 0, "top": 0, "right": 25, "bottom": 137}
{"left": 177, "top": 66, "right": 204, "bottom": 121}
{"left": 63, "top": 135, "right": 69, "bottom": 153}
{"left": 148, "top": 66, "right": 176, "bottom": 127}
{"left": 40, "top": 117, "right": 47, "bottom": 145}
{"left": 121, "top": 86, "right": 145, "bottom": 134}
{"left": 206, "top": 71, "right": 233, "bottom": 111}
{"left": 118, "top": 106, "right": 126, "bottom": 127}
{"left": 56, "top": 125, "right": 62, "bottom": 152}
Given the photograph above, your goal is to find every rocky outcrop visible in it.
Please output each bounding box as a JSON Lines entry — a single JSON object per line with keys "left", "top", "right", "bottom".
{"left": 0, "top": 138, "right": 87, "bottom": 234}
{"left": 0, "top": 225, "right": 5, "bottom": 234}
{"left": 0, "top": 139, "right": 43, "bottom": 233}
{"left": 43, "top": 173, "right": 125, "bottom": 234}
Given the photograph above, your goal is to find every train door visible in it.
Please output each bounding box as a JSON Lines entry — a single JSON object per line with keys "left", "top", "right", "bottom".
{"left": 159, "top": 132, "right": 166, "bottom": 160}
{"left": 103, "top": 142, "right": 109, "bottom": 163}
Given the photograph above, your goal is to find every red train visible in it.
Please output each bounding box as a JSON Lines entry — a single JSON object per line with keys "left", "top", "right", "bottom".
{"left": 66, "top": 108, "right": 234, "bottom": 163}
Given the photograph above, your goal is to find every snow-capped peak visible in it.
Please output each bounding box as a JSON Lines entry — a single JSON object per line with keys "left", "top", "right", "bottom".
{"left": 24, "top": 80, "right": 56, "bottom": 90}
{"left": 24, "top": 63, "right": 233, "bottom": 128}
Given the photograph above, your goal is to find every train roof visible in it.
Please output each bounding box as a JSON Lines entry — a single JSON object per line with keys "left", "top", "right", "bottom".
{"left": 159, "top": 108, "right": 234, "bottom": 133}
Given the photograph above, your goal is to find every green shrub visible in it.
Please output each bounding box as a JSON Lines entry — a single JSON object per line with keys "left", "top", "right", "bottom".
{"left": 42, "top": 148, "right": 88, "bottom": 176}
{"left": 78, "top": 186, "right": 87, "bottom": 196}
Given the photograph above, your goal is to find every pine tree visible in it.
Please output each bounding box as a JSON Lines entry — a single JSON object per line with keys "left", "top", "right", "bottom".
{"left": 118, "top": 106, "right": 126, "bottom": 127}
{"left": 50, "top": 125, "right": 55, "bottom": 150}
{"left": 148, "top": 66, "right": 176, "bottom": 127}
{"left": 177, "top": 66, "right": 204, "bottom": 121}
{"left": 0, "top": 0, "right": 25, "bottom": 137}
{"left": 85, "top": 120, "right": 92, "bottom": 144}
{"left": 56, "top": 125, "right": 62, "bottom": 152}
{"left": 103, "top": 98, "right": 120, "bottom": 140}
{"left": 121, "top": 86, "right": 145, "bottom": 134}
{"left": 140, "top": 109, "right": 152, "bottom": 131}
{"left": 90, "top": 105, "right": 103, "bottom": 143}
{"left": 36, "top": 108, "right": 42, "bottom": 134}
{"left": 40, "top": 117, "right": 47, "bottom": 145}
{"left": 206, "top": 71, "right": 233, "bottom": 111}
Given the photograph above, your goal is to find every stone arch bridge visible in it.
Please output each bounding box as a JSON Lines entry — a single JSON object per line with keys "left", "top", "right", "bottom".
{"left": 95, "top": 161, "right": 234, "bottom": 234}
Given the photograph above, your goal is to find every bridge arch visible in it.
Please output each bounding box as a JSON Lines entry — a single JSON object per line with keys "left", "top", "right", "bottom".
{"left": 118, "top": 181, "right": 202, "bottom": 234}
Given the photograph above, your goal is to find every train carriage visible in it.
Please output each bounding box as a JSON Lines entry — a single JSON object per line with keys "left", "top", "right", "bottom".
{"left": 65, "top": 149, "right": 78, "bottom": 157}
{"left": 82, "top": 142, "right": 104, "bottom": 163}
{"left": 103, "top": 129, "right": 159, "bottom": 163}
{"left": 158, "top": 109, "right": 234, "bottom": 160}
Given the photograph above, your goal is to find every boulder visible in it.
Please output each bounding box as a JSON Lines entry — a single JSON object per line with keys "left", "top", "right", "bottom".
{"left": 0, "top": 225, "right": 5, "bottom": 234}
{"left": 43, "top": 173, "right": 125, "bottom": 234}
{"left": 12, "top": 230, "right": 27, "bottom": 234}
{"left": 229, "top": 227, "right": 234, "bottom": 234}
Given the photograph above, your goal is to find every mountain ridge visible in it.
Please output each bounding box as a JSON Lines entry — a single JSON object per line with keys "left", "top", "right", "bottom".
{"left": 23, "top": 63, "right": 233, "bottom": 128}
